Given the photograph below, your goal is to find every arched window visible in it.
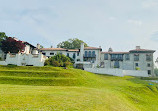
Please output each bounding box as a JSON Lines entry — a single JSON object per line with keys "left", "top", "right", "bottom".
{"left": 88, "top": 51, "right": 91, "bottom": 57}
{"left": 92, "top": 51, "right": 95, "bottom": 57}
{"left": 85, "top": 51, "right": 87, "bottom": 57}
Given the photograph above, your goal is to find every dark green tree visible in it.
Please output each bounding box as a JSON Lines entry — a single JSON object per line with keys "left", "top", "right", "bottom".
{"left": 57, "top": 38, "right": 88, "bottom": 49}
{"left": 0, "top": 32, "right": 8, "bottom": 46}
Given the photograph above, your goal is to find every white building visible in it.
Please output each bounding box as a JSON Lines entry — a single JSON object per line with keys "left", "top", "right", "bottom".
{"left": 40, "top": 43, "right": 102, "bottom": 69}
{"left": 0, "top": 38, "right": 46, "bottom": 66}
{"left": 100, "top": 46, "right": 155, "bottom": 77}
{"left": 0, "top": 38, "right": 156, "bottom": 77}
{"left": 40, "top": 44, "right": 155, "bottom": 77}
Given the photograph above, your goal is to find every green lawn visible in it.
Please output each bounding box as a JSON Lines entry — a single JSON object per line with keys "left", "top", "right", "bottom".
{"left": 0, "top": 65, "right": 158, "bottom": 111}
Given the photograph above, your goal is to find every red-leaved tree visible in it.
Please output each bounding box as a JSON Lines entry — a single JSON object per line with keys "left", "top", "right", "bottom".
{"left": 1, "top": 37, "right": 25, "bottom": 53}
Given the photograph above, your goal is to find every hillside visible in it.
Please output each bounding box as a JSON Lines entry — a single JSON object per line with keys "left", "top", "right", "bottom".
{"left": 0, "top": 65, "right": 158, "bottom": 111}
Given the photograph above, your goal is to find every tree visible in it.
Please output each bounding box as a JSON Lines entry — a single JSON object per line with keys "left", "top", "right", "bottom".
{"left": 154, "top": 68, "right": 158, "bottom": 76}
{"left": 0, "top": 32, "right": 8, "bottom": 46}
{"left": 44, "top": 53, "right": 73, "bottom": 67}
{"left": 57, "top": 38, "right": 88, "bottom": 49}
{"left": 1, "top": 37, "right": 25, "bottom": 53}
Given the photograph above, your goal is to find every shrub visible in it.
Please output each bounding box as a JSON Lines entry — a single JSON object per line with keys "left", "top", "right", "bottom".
{"left": 136, "top": 67, "right": 140, "bottom": 70}
{"left": 52, "top": 61, "right": 60, "bottom": 67}
{"left": 64, "top": 61, "right": 72, "bottom": 67}
{"left": 154, "top": 68, "right": 158, "bottom": 76}
{"left": 44, "top": 54, "right": 73, "bottom": 68}
{"left": 44, "top": 59, "right": 50, "bottom": 66}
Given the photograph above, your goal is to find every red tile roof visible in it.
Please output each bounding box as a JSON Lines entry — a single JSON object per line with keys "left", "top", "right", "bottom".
{"left": 40, "top": 48, "right": 67, "bottom": 51}
{"left": 84, "top": 47, "right": 102, "bottom": 50}
{"left": 68, "top": 49, "right": 79, "bottom": 52}
{"left": 129, "top": 49, "right": 155, "bottom": 52}
{"left": 101, "top": 52, "right": 129, "bottom": 54}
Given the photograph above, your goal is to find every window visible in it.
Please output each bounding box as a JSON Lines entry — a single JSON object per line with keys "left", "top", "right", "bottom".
{"left": 50, "top": 53, "right": 54, "bottom": 55}
{"left": 135, "top": 63, "right": 139, "bottom": 67}
{"left": 42, "top": 53, "right": 46, "bottom": 55}
{"left": 85, "top": 51, "right": 87, "bottom": 57}
{"left": 134, "top": 54, "right": 139, "bottom": 61}
{"left": 104, "top": 54, "right": 108, "bottom": 60}
{"left": 73, "top": 53, "right": 76, "bottom": 59}
{"left": 111, "top": 54, "right": 123, "bottom": 60}
{"left": 88, "top": 51, "right": 91, "bottom": 57}
{"left": 146, "top": 54, "right": 152, "bottom": 61}
{"left": 77, "top": 52, "right": 79, "bottom": 56}
{"left": 67, "top": 53, "right": 69, "bottom": 57}
{"left": 92, "top": 51, "right": 95, "bottom": 57}
{"left": 148, "top": 70, "right": 151, "bottom": 75}
{"left": 114, "top": 61, "right": 119, "bottom": 68}
{"left": 125, "top": 54, "right": 130, "bottom": 60}
{"left": 147, "top": 63, "right": 151, "bottom": 67}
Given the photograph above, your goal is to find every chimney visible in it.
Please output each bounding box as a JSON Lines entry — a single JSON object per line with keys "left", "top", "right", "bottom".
{"left": 37, "top": 44, "right": 40, "bottom": 49}
{"left": 80, "top": 42, "right": 84, "bottom": 62}
{"left": 13, "top": 37, "right": 18, "bottom": 41}
{"left": 136, "top": 46, "right": 140, "bottom": 50}
{"left": 108, "top": 47, "right": 113, "bottom": 52}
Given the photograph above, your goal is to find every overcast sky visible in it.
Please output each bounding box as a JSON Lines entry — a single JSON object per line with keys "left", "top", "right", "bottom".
{"left": 0, "top": 0, "right": 158, "bottom": 59}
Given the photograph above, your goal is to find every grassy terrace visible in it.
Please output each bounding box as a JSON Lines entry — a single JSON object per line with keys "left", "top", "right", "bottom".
{"left": 0, "top": 65, "right": 158, "bottom": 111}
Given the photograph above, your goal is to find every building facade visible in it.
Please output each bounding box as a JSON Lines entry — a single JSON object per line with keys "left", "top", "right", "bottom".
{"left": 40, "top": 44, "right": 155, "bottom": 77}
{"left": 101, "top": 46, "right": 155, "bottom": 76}
{"left": 0, "top": 38, "right": 155, "bottom": 77}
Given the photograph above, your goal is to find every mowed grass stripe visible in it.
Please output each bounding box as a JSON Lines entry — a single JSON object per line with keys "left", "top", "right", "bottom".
{"left": 0, "top": 70, "right": 74, "bottom": 77}
{"left": 0, "top": 65, "right": 63, "bottom": 71}
{"left": 0, "top": 76, "right": 79, "bottom": 86}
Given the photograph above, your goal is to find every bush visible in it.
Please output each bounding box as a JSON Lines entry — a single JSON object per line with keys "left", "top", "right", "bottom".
{"left": 154, "top": 68, "right": 158, "bottom": 76}
{"left": 136, "top": 67, "right": 140, "bottom": 70}
{"left": 64, "top": 61, "right": 72, "bottom": 68}
{"left": 44, "top": 54, "right": 73, "bottom": 68}
{"left": 44, "top": 59, "right": 50, "bottom": 66}
{"left": 52, "top": 61, "right": 60, "bottom": 67}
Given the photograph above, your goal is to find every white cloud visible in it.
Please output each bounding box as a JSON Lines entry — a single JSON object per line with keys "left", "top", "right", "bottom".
{"left": 127, "top": 19, "right": 142, "bottom": 26}
{"left": 142, "top": 0, "right": 158, "bottom": 8}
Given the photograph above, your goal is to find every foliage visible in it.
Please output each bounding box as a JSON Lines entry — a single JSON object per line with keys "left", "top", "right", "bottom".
{"left": 1, "top": 37, "right": 25, "bottom": 53}
{"left": 154, "top": 68, "right": 158, "bottom": 76}
{"left": 136, "top": 67, "right": 140, "bottom": 70}
{"left": 57, "top": 38, "right": 88, "bottom": 49}
{"left": 0, "top": 32, "right": 8, "bottom": 46}
{"left": 40, "top": 45, "right": 44, "bottom": 48}
{"left": 44, "top": 54, "right": 73, "bottom": 67}
{"left": 0, "top": 57, "right": 2, "bottom": 61}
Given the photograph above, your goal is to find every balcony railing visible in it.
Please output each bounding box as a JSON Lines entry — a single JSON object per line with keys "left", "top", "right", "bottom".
{"left": 134, "top": 58, "right": 139, "bottom": 61}
{"left": 110, "top": 57, "right": 123, "bottom": 61}
{"left": 84, "top": 54, "right": 96, "bottom": 58}
{"left": 146, "top": 58, "right": 152, "bottom": 61}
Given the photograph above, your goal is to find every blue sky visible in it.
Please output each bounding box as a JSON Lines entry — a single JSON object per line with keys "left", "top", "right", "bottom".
{"left": 0, "top": 0, "right": 158, "bottom": 58}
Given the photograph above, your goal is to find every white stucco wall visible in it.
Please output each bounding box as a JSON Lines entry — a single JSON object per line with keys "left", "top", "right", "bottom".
{"left": 85, "top": 68, "right": 149, "bottom": 77}
{"left": 84, "top": 49, "right": 101, "bottom": 67}
{"left": 100, "top": 52, "right": 155, "bottom": 76}
{"left": 5, "top": 53, "right": 46, "bottom": 66}
{"left": 0, "top": 61, "right": 7, "bottom": 65}
{"left": 123, "top": 70, "right": 149, "bottom": 77}
{"left": 24, "top": 45, "right": 31, "bottom": 54}
{"left": 85, "top": 68, "right": 124, "bottom": 77}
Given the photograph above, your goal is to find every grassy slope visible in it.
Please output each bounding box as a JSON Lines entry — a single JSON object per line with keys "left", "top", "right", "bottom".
{"left": 0, "top": 66, "right": 158, "bottom": 111}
